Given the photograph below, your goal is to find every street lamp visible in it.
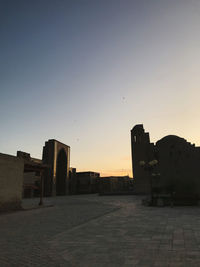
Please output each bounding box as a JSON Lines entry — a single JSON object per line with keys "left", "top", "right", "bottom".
{"left": 139, "top": 159, "right": 159, "bottom": 205}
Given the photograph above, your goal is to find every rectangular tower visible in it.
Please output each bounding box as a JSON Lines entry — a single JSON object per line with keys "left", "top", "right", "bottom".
{"left": 42, "top": 139, "right": 70, "bottom": 197}
{"left": 131, "top": 124, "right": 154, "bottom": 194}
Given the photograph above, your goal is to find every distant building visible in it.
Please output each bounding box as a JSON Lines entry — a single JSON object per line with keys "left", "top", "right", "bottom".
{"left": 131, "top": 125, "right": 154, "bottom": 194}
{"left": 16, "top": 141, "right": 101, "bottom": 197}
{"left": 17, "top": 150, "right": 47, "bottom": 198}
{"left": 42, "top": 139, "right": 70, "bottom": 197}
{"left": 69, "top": 167, "right": 77, "bottom": 194}
{"left": 99, "top": 176, "right": 132, "bottom": 194}
{"left": 17, "top": 139, "right": 72, "bottom": 198}
{"left": 76, "top": 171, "right": 100, "bottom": 194}
{"left": 156, "top": 135, "right": 200, "bottom": 201}
{"left": 131, "top": 124, "right": 200, "bottom": 198}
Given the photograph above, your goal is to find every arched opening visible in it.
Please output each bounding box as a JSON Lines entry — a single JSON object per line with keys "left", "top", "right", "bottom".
{"left": 56, "top": 149, "right": 67, "bottom": 195}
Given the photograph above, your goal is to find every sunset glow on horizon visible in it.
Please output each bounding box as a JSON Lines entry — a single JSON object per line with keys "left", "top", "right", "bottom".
{"left": 1, "top": 0, "right": 200, "bottom": 177}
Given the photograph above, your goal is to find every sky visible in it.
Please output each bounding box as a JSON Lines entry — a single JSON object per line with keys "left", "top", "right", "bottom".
{"left": 1, "top": 0, "right": 200, "bottom": 177}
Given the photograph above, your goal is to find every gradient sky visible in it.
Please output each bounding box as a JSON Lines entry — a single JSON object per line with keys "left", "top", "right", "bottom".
{"left": 1, "top": 0, "right": 200, "bottom": 177}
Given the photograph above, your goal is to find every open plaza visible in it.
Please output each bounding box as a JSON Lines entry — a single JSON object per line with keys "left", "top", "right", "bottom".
{"left": 1, "top": 194, "right": 200, "bottom": 267}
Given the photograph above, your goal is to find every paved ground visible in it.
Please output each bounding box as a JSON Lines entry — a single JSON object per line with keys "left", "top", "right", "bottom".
{"left": 1, "top": 195, "right": 200, "bottom": 266}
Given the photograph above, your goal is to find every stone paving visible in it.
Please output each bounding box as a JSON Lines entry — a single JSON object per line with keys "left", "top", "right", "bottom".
{"left": 1, "top": 195, "right": 200, "bottom": 266}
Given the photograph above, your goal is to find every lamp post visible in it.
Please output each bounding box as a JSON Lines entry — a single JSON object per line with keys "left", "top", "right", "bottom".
{"left": 139, "top": 160, "right": 159, "bottom": 205}
{"left": 39, "top": 170, "right": 44, "bottom": 206}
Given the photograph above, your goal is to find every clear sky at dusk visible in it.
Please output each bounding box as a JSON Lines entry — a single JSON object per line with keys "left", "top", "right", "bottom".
{"left": 1, "top": 0, "right": 200, "bottom": 177}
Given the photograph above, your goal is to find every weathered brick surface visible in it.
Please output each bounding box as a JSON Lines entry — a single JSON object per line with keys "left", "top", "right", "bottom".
{"left": 1, "top": 195, "right": 200, "bottom": 266}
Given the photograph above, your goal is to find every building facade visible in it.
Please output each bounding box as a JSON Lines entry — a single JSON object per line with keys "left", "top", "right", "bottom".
{"left": 131, "top": 124, "right": 200, "bottom": 198}
{"left": 131, "top": 124, "right": 154, "bottom": 194}
{"left": 42, "top": 139, "right": 70, "bottom": 197}
{"left": 76, "top": 172, "right": 100, "bottom": 194}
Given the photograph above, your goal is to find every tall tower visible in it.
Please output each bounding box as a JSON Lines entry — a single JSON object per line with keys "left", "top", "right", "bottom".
{"left": 42, "top": 139, "right": 70, "bottom": 197}
{"left": 131, "top": 124, "right": 154, "bottom": 194}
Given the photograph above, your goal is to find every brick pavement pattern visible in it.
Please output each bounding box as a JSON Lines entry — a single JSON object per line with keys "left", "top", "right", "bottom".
{"left": 1, "top": 195, "right": 200, "bottom": 266}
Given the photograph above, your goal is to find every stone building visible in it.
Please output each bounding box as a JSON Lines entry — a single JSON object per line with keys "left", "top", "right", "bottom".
{"left": 42, "top": 139, "right": 70, "bottom": 197}
{"left": 23, "top": 172, "right": 40, "bottom": 198}
{"left": 131, "top": 124, "right": 200, "bottom": 199}
{"left": 69, "top": 167, "right": 77, "bottom": 194}
{"left": 0, "top": 153, "right": 24, "bottom": 211}
{"left": 14, "top": 140, "right": 101, "bottom": 198}
{"left": 99, "top": 176, "right": 132, "bottom": 194}
{"left": 156, "top": 135, "right": 200, "bottom": 202}
{"left": 76, "top": 172, "right": 100, "bottom": 194}
{"left": 17, "top": 151, "right": 41, "bottom": 198}
{"left": 17, "top": 139, "right": 72, "bottom": 198}
{"left": 131, "top": 125, "right": 154, "bottom": 194}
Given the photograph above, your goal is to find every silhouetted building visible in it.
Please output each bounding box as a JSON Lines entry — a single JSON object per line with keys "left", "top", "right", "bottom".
{"left": 131, "top": 125, "right": 154, "bottom": 194}
{"left": 17, "top": 151, "right": 46, "bottom": 198}
{"left": 17, "top": 151, "right": 31, "bottom": 160}
{"left": 156, "top": 135, "right": 200, "bottom": 203}
{"left": 69, "top": 167, "right": 77, "bottom": 194}
{"left": 99, "top": 176, "right": 132, "bottom": 194}
{"left": 76, "top": 171, "right": 100, "bottom": 194}
{"left": 42, "top": 139, "right": 70, "bottom": 197}
{"left": 131, "top": 124, "right": 200, "bottom": 199}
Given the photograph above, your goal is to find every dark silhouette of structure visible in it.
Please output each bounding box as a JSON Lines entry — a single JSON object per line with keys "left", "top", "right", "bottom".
{"left": 76, "top": 172, "right": 100, "bottom": 194}
{"left": 156, "top": 135, "right": 200, "bottom": 203}
{"left": 17, "top": 151, "right": 47, "bottom": 201}
{"left": 42, "top": 139, "right": 70, "bottom": 197}
{"left": 131, "top": 124, "right": 200, "bottom": 200}
{"left": 131, "top": 125, "right": 154, "bottom": 194}
{"left": 69, "top": 167, "right": 77, "bottom": 194}
{"left": 99, "top": 176, "right": 132, "bottom": 195}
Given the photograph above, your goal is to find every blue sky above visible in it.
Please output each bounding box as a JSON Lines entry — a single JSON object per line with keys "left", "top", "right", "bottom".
{"left": 1, "top": 0, "right": 200, "bottom": 176}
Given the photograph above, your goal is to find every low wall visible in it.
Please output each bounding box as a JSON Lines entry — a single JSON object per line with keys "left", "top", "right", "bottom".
{"left": 0, "top": 153, "right": 24, "bottom": 211}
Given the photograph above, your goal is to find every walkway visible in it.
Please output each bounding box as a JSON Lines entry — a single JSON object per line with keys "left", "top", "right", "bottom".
{"left": 1, "top": 195, "right": 200, "bottom": 266}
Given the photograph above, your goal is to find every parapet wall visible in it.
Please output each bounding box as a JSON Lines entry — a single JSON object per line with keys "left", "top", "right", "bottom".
{"left": 0, "top": 153, "right": 24, "bottom": 211}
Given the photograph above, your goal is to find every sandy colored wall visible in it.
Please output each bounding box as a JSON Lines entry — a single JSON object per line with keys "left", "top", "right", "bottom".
{"left": 0, "top": 153, "right": 24, "bottom": 211}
